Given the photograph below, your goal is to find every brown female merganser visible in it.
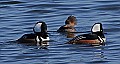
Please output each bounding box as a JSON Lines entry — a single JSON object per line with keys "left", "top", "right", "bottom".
{"left": 57, "top": 15, "right": 77, "bottom": 32}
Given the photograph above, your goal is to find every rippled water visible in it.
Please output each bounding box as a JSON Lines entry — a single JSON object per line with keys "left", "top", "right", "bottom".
{"left": 0, "top": 0, "right": 120, "bottom": 64}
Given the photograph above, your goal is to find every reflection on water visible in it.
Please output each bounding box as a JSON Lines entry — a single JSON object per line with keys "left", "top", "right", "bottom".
{"left": 36, "top": 41, "right": 49, "bottom": 49}
{"left": 66, "top": 33, "right": 75, "bottom": 38}
{"left": 0, "top": 0, "right": 120, "bottom": 64}
{"left": 92, "top": 46, "right": 106, "bottom": 61}
{"left": 58, "top": 32, "right": 75, "bottom": 38}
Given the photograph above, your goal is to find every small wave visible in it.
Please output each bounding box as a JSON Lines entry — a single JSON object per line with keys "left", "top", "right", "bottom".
{"left": 87, "top": 60, "right": 110, "bottom": 64}
{"left": 25, "top": 10, "right": 55, "bottom": 14}
{"left": 0, "top": 1, "right": 25, "bottom": 4}
{"left": 94, "top": 4, "right": 120, "bottom": 10}
{"left": 94, "top": 0, "right": 118, "bottom": 3}
{"left": 26, "top": 3, "right": 63, "bottom": 8}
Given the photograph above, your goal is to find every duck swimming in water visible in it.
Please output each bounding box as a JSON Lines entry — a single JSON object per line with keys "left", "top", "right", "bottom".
{"left": 57, "top": 15, "right": 77, "bottom": 32}
{"left": 66, "top": 23, "right": 106, "bottom": 45}
{"left": 17, "top": 21, "right": 50, "bottom": 44}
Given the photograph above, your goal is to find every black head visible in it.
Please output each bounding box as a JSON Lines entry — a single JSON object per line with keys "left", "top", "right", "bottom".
{"left": 91, "top": 23, "right": 103, "bottom": 33}
{"left": 91, "top": 23, "right": 105, "bottom": 38}
{"left": 33, "top": 21, "right": 47, "bottom": 34}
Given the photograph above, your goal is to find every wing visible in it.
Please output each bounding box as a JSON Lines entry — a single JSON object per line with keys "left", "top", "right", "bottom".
{"left": 67, "top": 34, "right": 99, "bottom": 44}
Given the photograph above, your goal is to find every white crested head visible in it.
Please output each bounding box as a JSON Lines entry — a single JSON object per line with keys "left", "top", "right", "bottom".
{"left": 92, "top": 23, "right": 102, "bottom": 32}
{"left": 34, "top": 23, "right": 42, "bottom": 32}
{"left": 33, "top": 21, "right": 47, "bottom": 33}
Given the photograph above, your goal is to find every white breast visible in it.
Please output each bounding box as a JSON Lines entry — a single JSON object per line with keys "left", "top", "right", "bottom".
{"left": 40, "top": 37, "right": 50, "bottom": 41}
{"left": 36, "top": 36, "right": 50, "bottom": 42}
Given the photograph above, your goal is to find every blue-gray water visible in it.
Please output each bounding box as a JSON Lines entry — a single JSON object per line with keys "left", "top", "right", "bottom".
{"left": 0, "top": 0, "right": 120, "bottom": 64}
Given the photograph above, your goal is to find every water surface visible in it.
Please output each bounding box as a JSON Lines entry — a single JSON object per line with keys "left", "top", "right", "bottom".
{"left": 0, "top": 0, "right": 120, "bottom": 64}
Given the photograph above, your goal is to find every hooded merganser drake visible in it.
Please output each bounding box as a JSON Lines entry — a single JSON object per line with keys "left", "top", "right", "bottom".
{"left": 17, "top": 21, "right": 50, "bottom": 44}
{"left": 57, "top": 15, "right": 77, "bottom": 32}
{"left": 66, "top": 23, "right": 106, "bottom": 45}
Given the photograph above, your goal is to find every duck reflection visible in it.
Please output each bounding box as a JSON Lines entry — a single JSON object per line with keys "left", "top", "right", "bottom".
{"left": 37, "top": 41, "right": 49, "bottom": 49}
{"left": 66, "top": 33, "right": 75, "bottom": 38}
{"left": 91, "top": 45, "right": 107, "bottom": 62}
